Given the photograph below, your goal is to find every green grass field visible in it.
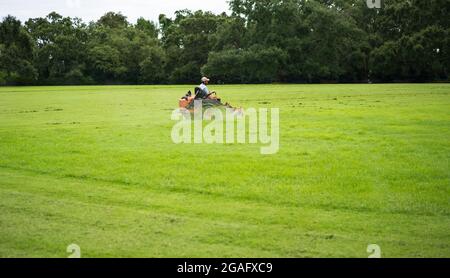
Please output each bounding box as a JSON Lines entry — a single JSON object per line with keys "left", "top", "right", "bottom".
{"left": 0, "top": 84, "right": 449, "bottom": 258}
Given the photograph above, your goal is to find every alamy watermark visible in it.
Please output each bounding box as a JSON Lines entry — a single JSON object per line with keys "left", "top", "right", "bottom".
{"left": 366, "top": 0, "right": 383, "bottom": 9}
{"left": 171, "top": 100, "right": 280, "bottom": 155}
{"left": 367, "top": 244, "right": 382, "bottom": 258}
{"left": 67, "top": 243, "right": 81, "bottom": 258}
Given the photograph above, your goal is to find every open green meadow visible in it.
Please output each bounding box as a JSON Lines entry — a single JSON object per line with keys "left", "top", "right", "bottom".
{"left": 0, "top": 84, "right": 449, "bottom": 258}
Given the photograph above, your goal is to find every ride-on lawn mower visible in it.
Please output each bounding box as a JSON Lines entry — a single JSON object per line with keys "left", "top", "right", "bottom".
{"left": 179, "top": 87, "right": 241, "bottom": 112}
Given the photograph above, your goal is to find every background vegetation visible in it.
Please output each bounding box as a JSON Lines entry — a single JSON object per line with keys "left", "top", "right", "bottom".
{"left": 0, "top": 0, "right": 449, "bottom": 85}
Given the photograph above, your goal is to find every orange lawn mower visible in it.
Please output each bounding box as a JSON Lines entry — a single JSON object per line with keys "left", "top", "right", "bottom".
{"left": 179, "top": 87, "right": 242, "bottom": 113}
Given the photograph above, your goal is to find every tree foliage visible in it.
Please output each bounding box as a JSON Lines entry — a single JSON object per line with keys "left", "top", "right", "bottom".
{"left": 0, "top": 0, "right": 448, "bottom": 85}
{"left": 0, "top": 16, "right": 36, "bottom": 85}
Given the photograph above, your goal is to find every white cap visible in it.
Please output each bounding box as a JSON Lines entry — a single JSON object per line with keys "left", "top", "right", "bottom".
{"left": 201, "top": 77, "right": 210, "bottom": 82}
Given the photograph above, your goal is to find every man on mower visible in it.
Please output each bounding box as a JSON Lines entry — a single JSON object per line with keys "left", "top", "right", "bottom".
{"left": 199, "top": 76, "right": 219, "bottom": 99}
{"left": 199, "top": 77, "right": 212, "bottom": 94}
{"left": 180, "top": 76, "right": 233, "bottom": 109}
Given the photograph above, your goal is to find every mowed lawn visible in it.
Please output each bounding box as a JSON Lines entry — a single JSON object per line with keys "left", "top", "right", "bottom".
{"left": 0, "top": 84, "right": 449, "bottom": 258}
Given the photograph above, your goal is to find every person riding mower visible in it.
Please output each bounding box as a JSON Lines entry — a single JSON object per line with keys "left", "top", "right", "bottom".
{"left": 179, "top": 77, "right": 237, "bottom": 111}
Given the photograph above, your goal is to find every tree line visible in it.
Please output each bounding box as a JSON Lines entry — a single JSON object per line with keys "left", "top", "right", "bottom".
{"left": 0, "top": 0, "right": 448, "bottom": 85}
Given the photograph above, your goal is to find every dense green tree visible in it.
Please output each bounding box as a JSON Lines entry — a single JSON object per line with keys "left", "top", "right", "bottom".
{"left": 25, "top": 12, "right": 90, "bottom": 84}
{"left": 0, "top": 1, "right": 448, "bottom": 86}
{"left": 203, "top": 45, "right": 286, "bottom": 83}
{"left": 87, "top": 14, "right": 165, "bottom": 84}
{"left": 136, "top": 17, "right": 159, "bottom": 38}
{"left": 159, "top": 10, "right": 227, "bottom": 83}
{"left": 221, "top": 0, "right": 369, "bottom": 82}
{"left": 0, "top": 16, "right": 37, "bottom": 85}
{"left": 97, "top": 12, "right": 128, "bottom": 29}
{"left": 210, "top": 16, "right": 246, "bottom": 51}
{"left": 367, "top": 0, "right": 449, "bottom": 81}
